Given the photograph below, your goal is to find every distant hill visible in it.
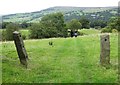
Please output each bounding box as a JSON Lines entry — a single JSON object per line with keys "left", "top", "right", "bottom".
{"left": 2, "top": 6, "right": 117, "bottom": 23}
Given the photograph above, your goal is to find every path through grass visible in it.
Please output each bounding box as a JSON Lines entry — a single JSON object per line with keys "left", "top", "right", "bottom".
{"left": 1, "top": 33, "right": 118, "bottom": 83}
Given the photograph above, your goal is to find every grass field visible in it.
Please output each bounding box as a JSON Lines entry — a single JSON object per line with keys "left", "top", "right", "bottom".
{"left": 79, "top": 29, "right": 100, "bottom": 35}
{"left": 0, "top": 29, "right": 100, "bottom": 40}
{"left": 1, "top": 32, "right": 118, "bottom": 83}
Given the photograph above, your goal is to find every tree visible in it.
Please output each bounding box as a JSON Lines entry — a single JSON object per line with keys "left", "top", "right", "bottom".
{"left": 107, "top": 17, "right": 120, "bottom": 31}
{"left": 2, "top": 22, "right": 12, "bottom": 29}
{"left": 20, "top": 22, "right": 31, "bottom": 29}
{"left": 66, "top": 19, "right": 82, "bottom": 30}
{"left": 41, "top": 12, "right": 67, "bottom": 37}
{"left": 117, "top": 17, "right": 120, "bottom": 31}
{"left": 90, "top": 20, "right": 107, "bottom": 28}
{"left": 79, "top": 17, "right": 90, "bottom": 29}
{"left": 5, "top": 23, "right": 19, "bottom": 40}
{"left": 29, "top": 12, "right": 68, "bottom": 39}
{"left": 29, "top": 23, "right": 46, "bottom": 39}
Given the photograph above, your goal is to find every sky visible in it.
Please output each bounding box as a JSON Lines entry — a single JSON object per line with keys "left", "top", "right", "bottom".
{"left": 0, "top": 0, "right": 120, "bottom": 15}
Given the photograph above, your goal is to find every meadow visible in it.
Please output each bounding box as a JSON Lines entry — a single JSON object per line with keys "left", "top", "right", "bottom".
{"left": 1, "top": 29, "right": 118, "bottom": 83}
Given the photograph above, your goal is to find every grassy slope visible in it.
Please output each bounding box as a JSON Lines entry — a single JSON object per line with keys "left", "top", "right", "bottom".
{"left": 3, "top": 7, "right": 117, "bottom": 23}
{"left": 79, "top": 29, "right": 101, "bottom": 35}
{"left": 1, "top": 33, "right": 118, "bottom": 83}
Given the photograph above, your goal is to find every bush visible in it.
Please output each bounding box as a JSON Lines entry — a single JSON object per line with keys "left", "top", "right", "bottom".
{"left": 0, "top": 31, "right": 2, "bottom": 41}
{"left": 22, "top": 35, "right": 26, "bottom": 40}
{"left": 101, "top": 27, "right": 112, "bottom": 33}
{"left": 78, "top": 31, "right": 86, "bottom": 36}
{"left": 2, "top": 30, "right": 6, "bottom": 41}
{"left": 20, "top": 30, "right": 30, "bottom": 39}
{"left": 29, "top": 13, "right": 68, "bottom": 39}
{"left": 5, "top": 23, "right": 19, "bottom": 41}
{"left": 29, "top": 23, "right": 45, "bottom": 39}
{"left": 94, "top": 26, "right": 101, "bottom": 29}
{"left": 112, "top": 29, "right": 118, "bottom": 33}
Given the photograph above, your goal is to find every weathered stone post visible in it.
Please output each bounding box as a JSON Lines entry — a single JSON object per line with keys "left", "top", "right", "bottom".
{"left": 100, "top": 34, "right": 110, "bottom": 66}
{"left": 13, "top": 31, "right": 28, "bottom": 67}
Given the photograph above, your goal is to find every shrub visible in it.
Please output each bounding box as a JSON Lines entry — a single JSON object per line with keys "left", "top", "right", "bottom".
{"left": 22, "top": 35, "right": 26, "bottom": 40}
{"left": 101, "top": 27, "right": 112, "bottom": 33}
{"left": 19, "top": 30, "right": 30, "bottom": 39}
{"left": 29, "top": 23, "right": 45, "bottom": 39}
{"left": 78, "top": 31, "right": 86, "bottom": 36}
{"left": 5, "top": 23, "right": 19, "bottom": 41}
{"left": 2, "top": 30, "right": 6, "bottom": 41}
{"left": 112, "top": 29, "right": 118, "bottom": 33}
{"left": 29, "top": 12, "right": 68, "bottom": 39}
{"left": 94, "top": 26, "right": 101, "bottom": 29}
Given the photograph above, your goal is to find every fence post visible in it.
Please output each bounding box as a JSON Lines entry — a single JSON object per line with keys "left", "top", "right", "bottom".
{"left": 13, "top": 31, "right": 28, "bottom": 67}
{"left": 100, "top": 34, "right": 110, "bottom": 66}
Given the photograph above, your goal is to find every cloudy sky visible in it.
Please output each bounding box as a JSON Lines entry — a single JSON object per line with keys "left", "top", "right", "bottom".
{"left": 0, "top": 0, "right": 119, "bottom": 15}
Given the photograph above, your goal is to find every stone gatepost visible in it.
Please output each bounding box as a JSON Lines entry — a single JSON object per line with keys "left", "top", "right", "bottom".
{"left": 13, "top": 31, "right": 28, "bottom": 67}
{"left": 100, "top": 34, "right": 110, "bottom": 65}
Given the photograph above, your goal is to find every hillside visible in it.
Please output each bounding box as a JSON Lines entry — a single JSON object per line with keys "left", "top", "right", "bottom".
{"left": 2, "top": 6, "right": 117, "bottom": 23}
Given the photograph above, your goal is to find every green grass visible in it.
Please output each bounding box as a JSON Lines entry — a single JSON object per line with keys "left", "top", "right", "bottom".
{"left": 19, "top": 29, "right": 29, "bottom": 35}
{"left": 19, "top": 29, "right": 30, "bottom": 39}
{"left": 0, "top": 29, "right": 30, "bottom": 40}
{"left": 79, "top": 29, "right": 100, "bottom": 35}
{"left": 0, "top": 29, "right": 102, "bottom": 40}
{"left": 1, "top": 33, "right": 118, "bottom": 83}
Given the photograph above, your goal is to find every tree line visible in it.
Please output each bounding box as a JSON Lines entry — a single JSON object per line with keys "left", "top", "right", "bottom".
{"left": 1, "top": 12, "right": 119, "bottom": 41}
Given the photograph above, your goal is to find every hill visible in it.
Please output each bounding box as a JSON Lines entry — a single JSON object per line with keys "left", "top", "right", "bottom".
{"left": 2, "top": 6, "right": 117, "bottom": 23}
